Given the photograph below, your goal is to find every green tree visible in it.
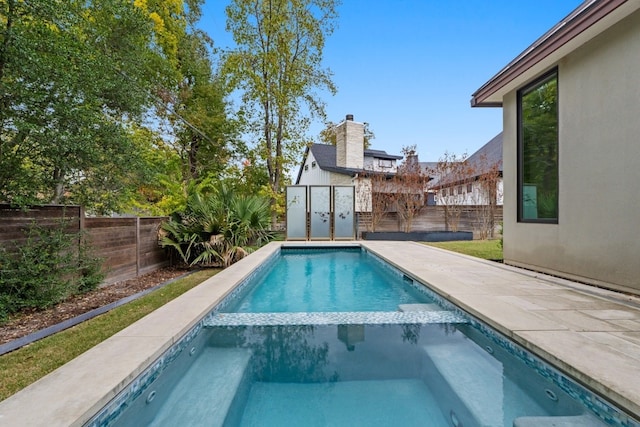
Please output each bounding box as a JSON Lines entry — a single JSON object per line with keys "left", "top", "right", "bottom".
{"left": 0, "top": 0, "right": 160, "bottom": 212}
{"left": 224, "top": 0, "right": 339, "bottom": 225}
{"left": 120, "top": 125, "right": 184, "bottom": 216}
{"left": 140, "top": 0, "right": 242, "bottom": 198}
{"left": 169, "top": 34, "right": 240, "bottom": 185}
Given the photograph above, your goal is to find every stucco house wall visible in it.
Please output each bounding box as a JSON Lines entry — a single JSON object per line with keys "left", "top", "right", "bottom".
{"left": 500, "top": 8, "right": 640, "bottom": 294}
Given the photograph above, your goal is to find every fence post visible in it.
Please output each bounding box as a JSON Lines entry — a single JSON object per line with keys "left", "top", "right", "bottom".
{"left": 78, "top": 206, "right": 85, "bottom": 232}
{"left": 136, "top": 217, "right": 141, "bottom": 277}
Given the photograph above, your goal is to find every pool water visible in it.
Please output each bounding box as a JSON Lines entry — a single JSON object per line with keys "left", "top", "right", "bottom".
{"left": 222, "top": 248, "right": 434, "bottom": 313}
{"left": 96, "top": 247, "right": 618, "bottom": 427}
{"left": 112, "top": 323, "right": 587, "bottom": 427}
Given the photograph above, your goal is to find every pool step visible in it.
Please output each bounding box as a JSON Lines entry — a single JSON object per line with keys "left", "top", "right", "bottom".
{"left": 204, "top": 311, "right": 468, "bottom": 327}
{"left": 398, "top": 303, "right": 443, "bottom": 312}
{"left": 149, "top": 347, "right": 251, "bottom": 427}
{"left": 240, "top": 379, "right": 449, "bottom": 426}
{"left": 423, "top": 340, "right": 506, "bottom": 427}
{"left": 513, "top": 413, "right": 606, "bottom": 426}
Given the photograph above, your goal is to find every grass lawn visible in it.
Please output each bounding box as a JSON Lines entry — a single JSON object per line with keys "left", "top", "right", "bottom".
{"left": 423, "top": 239, "right": 503, "bottom": 261}
{"left": 0, "top": 269, "right": 219, "bottom": 401}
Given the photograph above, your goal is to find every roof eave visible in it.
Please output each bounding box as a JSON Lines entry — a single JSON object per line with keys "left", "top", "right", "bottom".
{"left": 471, "top": 0, "right": 638, "bottom": 107}
{"left": 295, "top": 146, "right": 311, "bottom": 184}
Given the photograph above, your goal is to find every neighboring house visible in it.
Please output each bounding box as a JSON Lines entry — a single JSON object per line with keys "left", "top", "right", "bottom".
{"left": 295, "top": 114, "right": 403, "bottom": 212}
{"left": 428, "top": 133, "right": 504, "bottom": 206}
{"left": 471, "top": 1, "right": 640, "bottom": 295}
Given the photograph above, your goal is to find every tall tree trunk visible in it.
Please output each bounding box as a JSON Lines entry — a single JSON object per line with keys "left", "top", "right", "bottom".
{"left": 52, "top": 167, "right": 65, "bottom": 204}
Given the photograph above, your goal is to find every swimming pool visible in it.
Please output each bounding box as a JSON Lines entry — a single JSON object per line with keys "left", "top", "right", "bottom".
{"left": 85, "top": 245, "right": 638, "bottom": 427}
{"left": 105, "top": 322, "right": 593, "bottom": 427}
{"left": 220, "top": 247, "right": 435, "bottom": 312}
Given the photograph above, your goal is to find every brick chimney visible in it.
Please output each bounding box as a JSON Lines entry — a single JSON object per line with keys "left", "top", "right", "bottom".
{"left": 335, "top": 114, "right": 364, "bottom": 169}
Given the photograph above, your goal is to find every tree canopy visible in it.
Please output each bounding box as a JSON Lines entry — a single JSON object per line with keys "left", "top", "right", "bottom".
{"left": 224, "top": 0, "right": 339, "bottom": 224}
{"left": 0, "top": 0, "right": 338, "bottom": 219}
{"left": 0, "top": 0, "right": 244, "bottom": 215}
{"left": 0, "top": 0, "right": 160, "bottom": 211}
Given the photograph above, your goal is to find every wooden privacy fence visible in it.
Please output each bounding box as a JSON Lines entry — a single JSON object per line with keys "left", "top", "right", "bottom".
{"left": 0, "top": 205, "right": 170, "bottom": 285}
{"left": 358, "top": 205, "right": 503, "bottom": 239}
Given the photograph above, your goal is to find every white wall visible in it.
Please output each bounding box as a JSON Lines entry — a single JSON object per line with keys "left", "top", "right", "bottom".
{"left": 297, "top": 151, "right": 331, "bottom": 186}
{"left": 502, "top": 9, "right": 640, "bottom": 294}
{"left": 436, "top": 179, "right": 503, "bottom": 206}
{"left": 363, "top": 155, "right": 398, "bottom": 173}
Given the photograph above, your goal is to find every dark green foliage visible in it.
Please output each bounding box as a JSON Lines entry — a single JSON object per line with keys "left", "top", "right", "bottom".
{"left": 0, "top": 222, "right": 104, "bottom": 323}
{"left": 521, "top": 73, "right": 558, "bottom": 219}
{"left": 160, "top": 184, "right": 273, "bottom": 267}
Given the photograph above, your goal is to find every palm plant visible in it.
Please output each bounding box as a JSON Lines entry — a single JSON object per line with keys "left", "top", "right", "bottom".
{"left": 160, "top": 184, "right": 273, "bottom": 267}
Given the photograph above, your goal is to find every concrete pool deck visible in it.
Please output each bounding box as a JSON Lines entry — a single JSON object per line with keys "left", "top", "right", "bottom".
{"left": 0, "top": 241, "right": 639, "bottom": 425}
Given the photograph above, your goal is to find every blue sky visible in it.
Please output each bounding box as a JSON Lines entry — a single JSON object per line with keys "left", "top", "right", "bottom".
{"left": 201, "top": 0, "right": 579, "bottom": 161}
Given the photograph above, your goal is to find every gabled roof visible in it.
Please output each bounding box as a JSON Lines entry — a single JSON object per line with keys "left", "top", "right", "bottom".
{"left": 428, "top": 132, "right": 503, "bottom": 189}
{"left": 466, "top": 132, "right": 503, "bottom": 174}
{"left": 472, "top": 0, "right": 640, "bottom": 107}
{"left": 295, "top": 143, "right": 403, "bottom": 184}
{"left": 418, "top": 161, "right": 438, "bottom": 176}
{"left": 308, "top": 143, "right": 336, "bottom": 170}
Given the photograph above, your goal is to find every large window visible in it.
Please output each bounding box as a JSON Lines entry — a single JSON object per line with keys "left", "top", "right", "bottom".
{"left": 518, "top": 69, "right": 558, "bottom": 222}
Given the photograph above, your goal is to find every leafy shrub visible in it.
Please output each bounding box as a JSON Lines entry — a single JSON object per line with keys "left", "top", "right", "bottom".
{"left": 160, "top": 184, "right": 273, "bottom": 267}
{"left": 0, "top": 222, "right": 104, "bottom": 323}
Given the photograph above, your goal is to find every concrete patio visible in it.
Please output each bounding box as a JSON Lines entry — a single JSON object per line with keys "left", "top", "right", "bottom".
{"left": 361, "top": 241, "right": 640, "bottom": 421}
{"left": 0, "top": 241, "right": 639, "bottom": 425}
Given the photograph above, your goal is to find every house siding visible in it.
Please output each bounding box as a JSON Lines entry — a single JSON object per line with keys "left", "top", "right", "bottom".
{"left": 298, "top": 151, "right": 331, "bottom": 185}
{"left": 503, "top": 9, "right": 640, "bottom": 294}
{"left": 363, "top": 155, "right": 398, "bottom": 173}
{"left": 436, "top": 179, "right": 504, "bottom": 206}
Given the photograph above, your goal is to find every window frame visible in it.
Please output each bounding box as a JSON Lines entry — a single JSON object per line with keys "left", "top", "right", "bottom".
{"left": 517, "top": 68, "right": 559, "bottom": 224}
{"left": 378, "top": 158, "right": 393, "bottom": 169}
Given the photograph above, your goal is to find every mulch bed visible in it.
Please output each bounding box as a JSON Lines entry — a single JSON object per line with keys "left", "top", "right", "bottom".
{"left": 0, "top": 267, "right": 188, "bottom": 346}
